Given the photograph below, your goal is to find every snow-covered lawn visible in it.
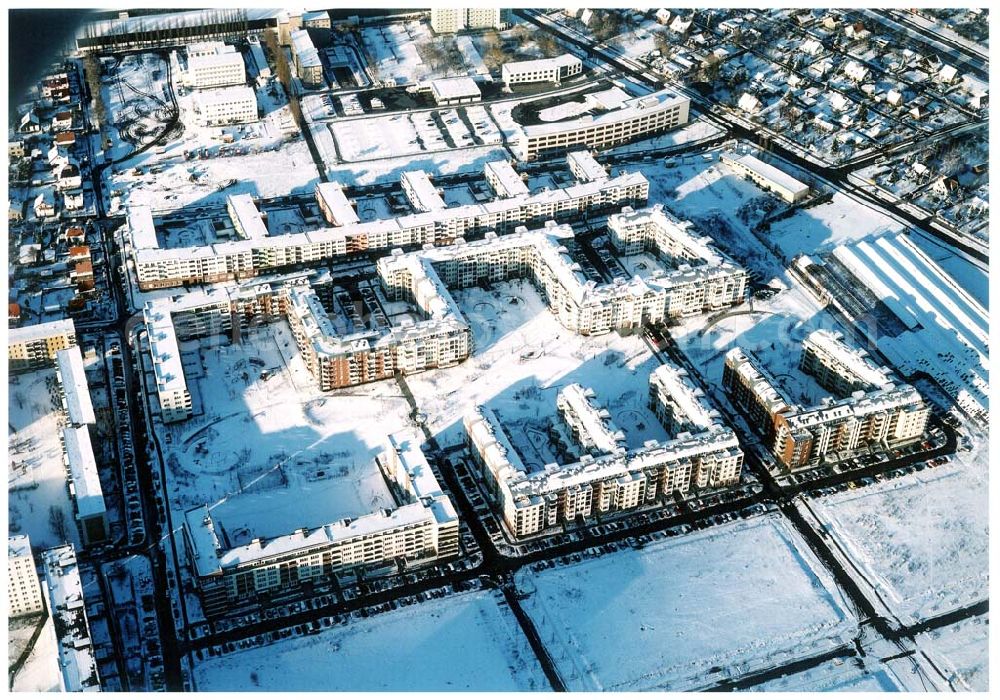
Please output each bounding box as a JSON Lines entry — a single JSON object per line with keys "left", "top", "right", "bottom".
{"left": 10, "top": 615, "right": 63, "bottom": 692}
{"left": 161, "top": 321, "right": 411, "bottom": 541}
{"left": 8, "top": 369, "right": 82, "bottom": 550}
{"left": 515, "top": 513, "right": 858, "bottom": 691}
{"left": 637, "top": 152, "right": 904, "bottom": 262}
{"left": 406, "top": 280, "right": 669, "bottom": 451}
{"left": 918, "top": 615, "right": 989, "bottom": 691}
{"left": 191, "top": 590, "right": 549, "bottom": 691}
{"left": 810, "top": 439, "right": 988, "bottom": 625}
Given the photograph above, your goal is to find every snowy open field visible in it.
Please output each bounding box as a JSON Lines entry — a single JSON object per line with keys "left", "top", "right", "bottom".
{"left": 8, "top": 369, "right": 82, "bottom": 550}
{"left": 809, "top": 438, "right": 988, "bottom": 626}
{"left": 636, "top": 151, "right": 905, "bottom": 261}
{"left": 191, "top": 589, "right": 549, "bottom": 691}
{"left": 515, "top": 513, "right": 858, "bottom": 691}
{"left": 750, "top": 656, "right": 907, "bottom": 692}
{"left": 160, "top": 321, "right": 411, "bottom": 542}
{"left": 406, "top": 280, "right": 669, "bottom": 451}
{"left": 918, "top": 614, "right": 989, "bottom": 692}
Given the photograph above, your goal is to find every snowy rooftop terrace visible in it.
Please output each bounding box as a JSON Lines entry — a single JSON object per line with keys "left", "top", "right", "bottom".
{"left": 831, "top": 233, "right": 988, "bottom": 417}
{"left": 55, "top": 347, "right": 95, "bottom": 426}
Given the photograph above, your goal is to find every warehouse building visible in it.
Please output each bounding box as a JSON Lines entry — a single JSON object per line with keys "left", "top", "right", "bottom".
{"left": 720, "top": 151, "right": 810, "bottom": 204}
{"left": 428, "top": 76, "right": 482, "bottom": 106}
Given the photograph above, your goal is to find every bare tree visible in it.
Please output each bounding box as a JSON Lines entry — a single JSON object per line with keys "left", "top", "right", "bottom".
{"left": 49, "top": 505, "right": 68, "bottom": 542}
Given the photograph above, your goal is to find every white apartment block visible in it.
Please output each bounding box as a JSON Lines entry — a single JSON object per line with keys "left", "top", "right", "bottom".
{"left": 556, "top": 384, "right": 626, "bottom": 456}
{"left": 484, "top": 159, "right": 529, "bottom": 198}
{"left": 721, "top": 152, "right": 810, "bottom": 204}
{"left": 401, "top": 170, "right": 446, "bottom": 212}
{"left": 129, "top": 168, "right": 649, "bottom": 290}
{"left": 315, "top": 182, "right": 360, "bottom": 226}
{"left": 194, "top": 85, "right": 258, "bottom": 125}
{"left": 290, "top": 28, "right": 324, "bottom": 87}
{"left": 502, "top": 54, "right": 583, "bottom": 86}
{"left": 227, "top": 193, "right": 269, "bottom": 240}
{"left": 430, "top": 8, "right": 504, "bottom": 34}
{"left": 8, "top": 318, "right": 78, "bottom": 372}
{"left": 184, "top": 433, "right": 458, "bottom": 616}
{"left": 513, "top": 88, "right": 690, "bottom": 161}
{"left": 8, "top": 535, "right": 44, "bottom": 618}
{"left": 566, "top": 150, "right": 608, "bottom": 182}
{"left": 800, "top": 329, "right": 894, "bottom": 397}
{"left": 41, "top": 545, "right": 101, "bottom": 692}
{"left": 186, "top": 42, "right": 246, "bottom": 88}
{"left": 465, "top": 367, "right": 743, "bottom": 538}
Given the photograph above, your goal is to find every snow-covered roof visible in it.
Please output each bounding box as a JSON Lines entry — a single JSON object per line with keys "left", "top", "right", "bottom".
{"left": 188, "top": 45, "right": 245, "bottom": 71}
{"left": 484, "top": 160, "right": 529, "bottom": 198}
{"left": 79, "top": 8, "right": 281, "bottom": 41}
{"left": 385, "top": 431, "right": 444, "bottom": 501}
{"left": 802, "top": 329, "right": 894, "bottom": 391}
{"left": 429, "top": 76, "right": 481, "bottom": 102}
{"left": 721, "top": 152, "right": 810, "bottom": 199}
{"left": 194, "top": 84, "right": 256, "bottom": 108}
{"left": 557, "top": 383, "right": 626, "bottom": 455}
{"left": 737, "top": 92, "right": 762, "bottom": 113}
{"left": 315, "top": 182, "right": 359, "bottom": 226}
{"left": 519, "top": 88, "right": 688, "bottom": 139}
{"left": 62, "top": 426, "right": 106, "bottom": 519}
{"left": 400, "top": 170, "right": 446, "bottom": 212}
{"left": 227, "top": 193, "right": 269, "bottom": 241}
{"left": 41, "top": 544, "right": 100, "bottom": 692}
{"left": 831, "top": 233, "right": 988, "bottom": 417}
{"left": 9, "top": 534, "right": 32, "bottom": 559}
{"left": 56, "top": 346, "right": 96, "bottom": 426}
{"left": 290, "top": 28, "right": 322, "bottom": 69}
{"left": 503, "top": 53, "right": 580, "bottom": 75}
{"left": 938, "top": 64, "right": 959, "bottom": 82}
{"left": 649, "top": 363, "right": 721, "bottom": 433}
{"left": 9, "top": 318, "right": 75, "bottom": 345}
{"left": 566, "top": 150, "right": 608, "bottom": 182}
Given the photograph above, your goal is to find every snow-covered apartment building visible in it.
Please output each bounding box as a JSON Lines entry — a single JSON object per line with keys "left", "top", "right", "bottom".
{"left": 501, "top": 54, "right": 583, "bottom": 86}
{"left": 512, "top": 87, "right": 690, "bottom": 160}
{"left": 184, "top": 431, "right": 458, "bottom": 616}
{"left": 723, "top": 331, "right": 930, "bottom": 469}
{"left": 194, "top": 85, "right": 258, "bottom": 125}
{"left": 721, "top": 151, "right": 810, "bottom": 204}
{"left": 129, "top": 165, "right": 649, "bottom": 290}
{"left": 185, "top": 41, "right": 246, "bottom": 88}
{"left": 465, "top": 362, "right": 743, "bottom": 538}
{"left": 41, "top": 545, "right": 101, "bottom": 691}
{"left": 8, "top": 318, "right": 78, "bottom": 372}
{"left": 8, "top": 535, "right": 44, "bottom": 618}
{"left": 290, "top": 28, "right": 323, "bottom": 87}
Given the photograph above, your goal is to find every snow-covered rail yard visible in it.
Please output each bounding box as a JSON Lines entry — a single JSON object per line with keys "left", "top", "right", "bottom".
{"left": 7, "top": 6, "right": 989, "bottom": 694}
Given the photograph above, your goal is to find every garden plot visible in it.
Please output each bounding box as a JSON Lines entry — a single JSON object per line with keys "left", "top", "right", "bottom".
{"left": 917, "top": 615, "right": 989, "bottom": 692}
{"left": 515, "top": 513, "right": 858, "bottom": 691}
{"left": 809, "top": 436, "right": 988, "bottom": 626}
{"left": 160, "top": 321, "right": 411, "bottom": 542}
{"left": 8, "top": 369, "right": 82, "bottom": 550}
{"left": 406, "top": 281, "right": 669, "bottom": 451}
{"left": 191, "top": 589, "right": 548, "bottom": 691}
